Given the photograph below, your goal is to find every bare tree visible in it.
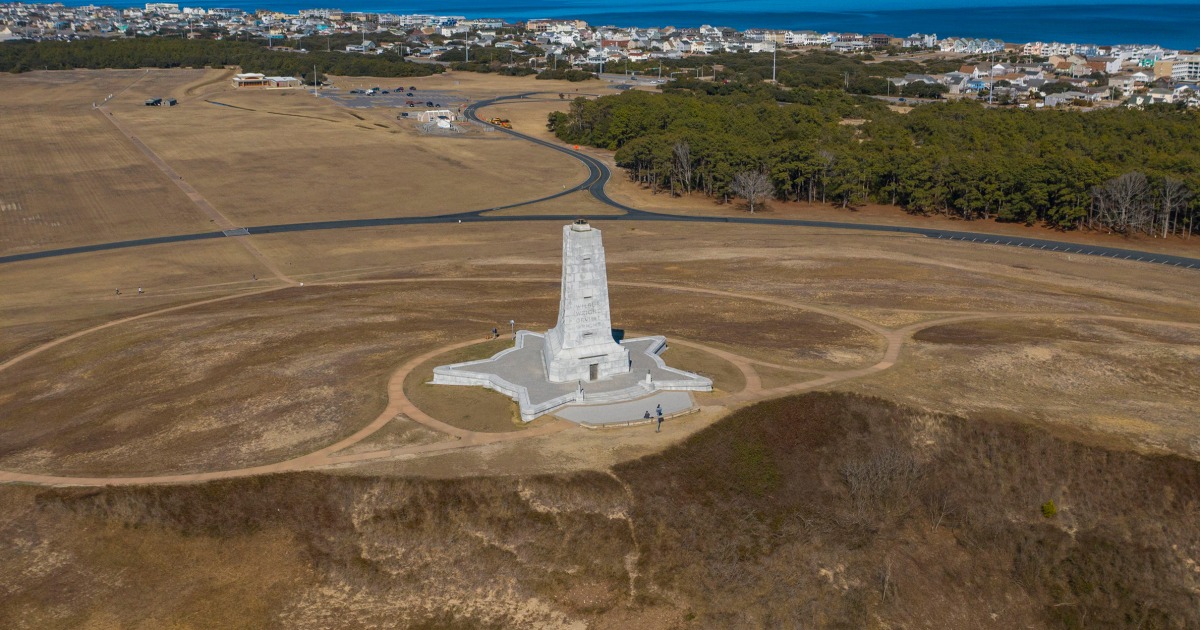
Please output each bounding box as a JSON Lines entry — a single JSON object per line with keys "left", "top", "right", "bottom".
{"left": 1157, "top": 177, "right": 1193, "bottom": 238}
{"left": 1091, "top": 172, "right": 1150, "bottom": 234}
{"left": 731, "top": 170, "right": 773, "bottom": 213}
{"left": 671, "top": 140, "right": 693, "bottom": 196}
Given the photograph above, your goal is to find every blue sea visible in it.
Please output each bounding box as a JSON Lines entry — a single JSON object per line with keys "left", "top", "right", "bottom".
{"left": 104, "top": 1, "right": 1200, "bottom": 50}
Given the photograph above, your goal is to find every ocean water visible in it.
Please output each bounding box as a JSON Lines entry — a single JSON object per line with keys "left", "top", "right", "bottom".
{"left": 103, "top": 1, "right": 1200, "bottom": 50}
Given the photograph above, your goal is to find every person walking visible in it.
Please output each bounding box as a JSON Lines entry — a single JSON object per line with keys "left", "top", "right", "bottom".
{"left": 656, "top": 403, "right": 663, "bottom": 416}
{"left": 656, "top": 413, "right": 663, "bottom": 433}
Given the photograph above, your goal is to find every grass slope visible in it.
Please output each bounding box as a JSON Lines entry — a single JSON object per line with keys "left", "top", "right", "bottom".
{"left": 3, "top": 392, "right": 1196, "bottom": 628}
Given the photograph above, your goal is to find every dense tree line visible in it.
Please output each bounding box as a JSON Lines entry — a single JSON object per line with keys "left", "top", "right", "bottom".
{"left": 549, "top": 85, "right": 1200, "bottom": 235}
{"left": 0, "top": 38, "right": 440, "bottom": 78}
{"left": 535, "top": 68, "right": 597, "bottom": 82}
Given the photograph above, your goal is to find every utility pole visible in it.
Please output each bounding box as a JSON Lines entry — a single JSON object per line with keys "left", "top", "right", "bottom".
{"left": 313, "top": 63, "right": 317, "bottom": 93}
{"left": 772, "top": 41, "right": 777, "bottom": 82}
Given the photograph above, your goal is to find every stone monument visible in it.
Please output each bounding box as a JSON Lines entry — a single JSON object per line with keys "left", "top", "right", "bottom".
{"left": 542, "top": 219, "right": 630, "bottom": 383}
{"left": 432, "top": 220, "right": 712, "bottom": 424}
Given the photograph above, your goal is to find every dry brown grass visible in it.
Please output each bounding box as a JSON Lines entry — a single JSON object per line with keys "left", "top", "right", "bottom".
{"left": 331, "top": 415, "right": 447, "bottom": 455}
{"left": 0, "top": 70, "right": 218, "bottom": 256}
{"left": 752, "top": 363, "right": 821, "bottom": 390}
{"left": 0, "top": 239, "right": 274, "bottom": 359}
{"left": 402, "top": 337, "right": 525, "bottom": 433}
{"left": 4, "top": 69, "right": 1200, "bottom": 628}
{"left": 4, "top": 394, "right": 1197, "bottom": 628}
{"left": 658, "top": 343, "right": 745, "bottom": 395}
{"left": 855, "top": 317, "right": 1200, "bottom": 458}
{"left": 99, "top": 71, "right": 595, "bottom": 226}
{"left": 2, "top": 68, "right": 1199, "bottom": 475}
{"left": 0, "top": 283, "right": 533, "bottom": 475}
{"left": 611, "top": 286, "right": 882, "bottom": 369}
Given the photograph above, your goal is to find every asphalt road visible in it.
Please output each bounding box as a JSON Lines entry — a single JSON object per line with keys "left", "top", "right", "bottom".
{"left": 2, "top": 92, "right": 1197, "bottom": 271}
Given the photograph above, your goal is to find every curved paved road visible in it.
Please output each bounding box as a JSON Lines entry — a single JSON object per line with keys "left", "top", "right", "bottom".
{"left": 1, "top": 92, "right": 1197, "bottom": 271}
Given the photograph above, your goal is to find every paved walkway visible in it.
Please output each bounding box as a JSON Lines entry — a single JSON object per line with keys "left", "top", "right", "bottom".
{"left": 556, "top": 391, "right": 694, "bottom": 426}
{"left": 436, "top": 332, "right": 709, "bottom": 414}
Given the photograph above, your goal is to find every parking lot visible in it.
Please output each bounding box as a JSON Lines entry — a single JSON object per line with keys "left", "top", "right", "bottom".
{"left": 317, "top": 86, "right": 466, "bottom": 111}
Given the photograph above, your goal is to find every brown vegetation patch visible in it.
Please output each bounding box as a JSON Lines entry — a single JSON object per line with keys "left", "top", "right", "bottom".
{"left": 0, "top": 282, "right": 561, "bottom": 475}
{"left": 865, "top": 318, "right": 1200, "bottom": 457}
{"left": 612, "top": 286, "right": 882, "bottom": 369}
{"left": 913, "top": 317, "right": 1195, "bottom": 346}
{"left": 615, "top": 393, "right": 1200, "bottom": 628}
{"left": 5, "top": 394, "right": 1197, "bottom": 628}
{"left": 331, "top": 415, "right": 447, "bottom": 456}
{"left": 752, "top": 363, "right": 821, "bottom": 390}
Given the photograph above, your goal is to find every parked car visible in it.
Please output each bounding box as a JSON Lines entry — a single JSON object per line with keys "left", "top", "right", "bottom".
{"left": 425, "top": 101, "right": 433, "bottom": 107}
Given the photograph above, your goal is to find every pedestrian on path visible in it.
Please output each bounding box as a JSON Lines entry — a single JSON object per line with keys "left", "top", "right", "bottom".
{"left": 138, "top": 287, "right": 143, "bottom": 295}
{"left": 114, "top": 288, "right": 120, "bottom": 296}
{"left": 656, "top": 414, "right": 663, "bottom": 433}
{"left": 656, "top": 403, "right": 663, "bottom": 416}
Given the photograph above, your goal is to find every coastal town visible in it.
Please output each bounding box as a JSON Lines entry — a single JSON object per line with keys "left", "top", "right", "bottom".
{"left": 1, "top": 2, "right": 1198, "bottom": 108}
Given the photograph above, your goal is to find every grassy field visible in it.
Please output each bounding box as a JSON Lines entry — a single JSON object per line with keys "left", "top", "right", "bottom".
{"left": 855, "top": 317, "right": 1200, "bottom": 458}
{"left": 0, "top": 70, "right": 217, "bottom": 255}
{"left": 1, "top": 67, "right": 1199, "bottom": 627}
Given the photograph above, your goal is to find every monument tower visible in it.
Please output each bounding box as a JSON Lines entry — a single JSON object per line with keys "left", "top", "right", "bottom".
{"left": 432, "top": 219, "right": 711, "bottom": 423}
{"left": 541, "top": 219, "right": 630, "bottom": 382}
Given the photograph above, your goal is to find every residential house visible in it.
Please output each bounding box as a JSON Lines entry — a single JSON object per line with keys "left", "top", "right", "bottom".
{"left": 1044, "top": 90, "right": 1102, "bottom": 107}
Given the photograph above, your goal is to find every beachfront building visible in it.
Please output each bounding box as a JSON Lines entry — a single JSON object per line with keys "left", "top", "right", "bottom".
{"left": 1173, "top": 55, "right": 1200, "bottom": 81}
{"left": 904, "top": 33, "right": 938, "bottom": 48}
